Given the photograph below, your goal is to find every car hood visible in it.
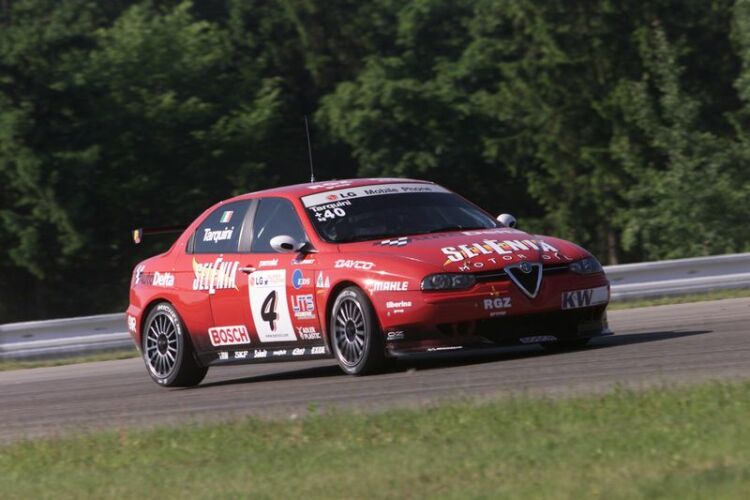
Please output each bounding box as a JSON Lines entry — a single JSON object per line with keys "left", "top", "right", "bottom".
{"left": 341, "top": 228, "right": 590, "bottom": 273}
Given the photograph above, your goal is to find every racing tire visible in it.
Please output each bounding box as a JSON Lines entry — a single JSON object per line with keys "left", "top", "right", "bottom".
{"left": 540, "top": 337, "right": 591, "bottom": 352}
{"left": 330, "top": 286, "right": 386, "bottom": 375}
{"left": 141, "top": 302, "right": 208, "bottom": 387}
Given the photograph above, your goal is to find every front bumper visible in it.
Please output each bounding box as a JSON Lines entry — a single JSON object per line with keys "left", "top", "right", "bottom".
{"left": 371, "top": 272, "right": 611, "bottom": 356}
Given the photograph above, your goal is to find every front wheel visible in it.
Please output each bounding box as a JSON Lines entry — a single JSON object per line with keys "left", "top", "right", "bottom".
{"left": 330, "top": 287, "right": 386, "bottom": 375}
{"left": 142, "top": 302, "right": 208, "bottom": 387}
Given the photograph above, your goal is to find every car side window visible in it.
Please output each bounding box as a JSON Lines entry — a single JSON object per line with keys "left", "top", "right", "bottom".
{"left": 250, "top": 198, "right": 307, "bottom": 253}
{"left": 192, "top": 200, "right": 252, "bottom": 254}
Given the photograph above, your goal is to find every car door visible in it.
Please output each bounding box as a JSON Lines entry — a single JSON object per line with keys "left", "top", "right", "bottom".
{"left": 187, "top": 199, "right": 254, "bottom": 357}
{"left": 209, "top": 197, "right": 324, "bottom": 358}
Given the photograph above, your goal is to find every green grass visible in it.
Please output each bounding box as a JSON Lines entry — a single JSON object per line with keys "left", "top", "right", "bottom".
{"left": 608, "top": 287, "right": 750, "bottom": 310}
{"left": 2, "top": 382, "right": 750, "bottom": 499}
{"left": 0, "top": 349, "right": 137, "bottom": 371}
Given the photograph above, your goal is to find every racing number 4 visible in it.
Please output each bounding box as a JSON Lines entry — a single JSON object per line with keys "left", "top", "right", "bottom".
{"left": 261, "top": 290, "right": 278, "bottom": 331}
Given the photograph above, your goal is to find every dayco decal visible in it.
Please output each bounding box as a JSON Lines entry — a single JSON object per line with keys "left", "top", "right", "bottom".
{"left": 368, "top": 280, "right": 409, "bottom": 292}
{"left": 203, "top": 226, "right": 234, "bottom": 243}
{"left": 561, "top": 286, "right": 609, "bottom": 310}
{"left": 192, "top": 257, "right": 239, "bottom": 293}
{"left": 441, "top": 239, "right": 560, "bottom": 264}
{"left": 208, "top": 325, "right": 250, "bottom": 347}
{"left": 335, "top": 259, "right": 375, "bottom": 270}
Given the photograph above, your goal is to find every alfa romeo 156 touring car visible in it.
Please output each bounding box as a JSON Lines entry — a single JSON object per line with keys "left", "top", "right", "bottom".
{"left": 127, "top": 178, "right": 610, "bottom": 386}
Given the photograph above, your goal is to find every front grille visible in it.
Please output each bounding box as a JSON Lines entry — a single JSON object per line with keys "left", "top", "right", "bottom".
{"left": 506, "top": 263, "right": 542, "bottom": 298}
{"left": 474, "top": 263, "right": 569, "bottom": 283}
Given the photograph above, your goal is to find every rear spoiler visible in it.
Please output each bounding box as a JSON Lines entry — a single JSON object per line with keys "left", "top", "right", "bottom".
{"left": 132, "top": 226, "right": 186, "bottom": 244}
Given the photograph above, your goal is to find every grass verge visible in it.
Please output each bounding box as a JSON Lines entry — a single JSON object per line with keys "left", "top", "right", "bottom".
{"left": 0, "top": 349, "right": 138, "bottom": 372}
{"left": 608, "top": 287, "right": 750, "bottom": 310}
{"left": 2, "top": 381, "right": 750, "bottom": 499}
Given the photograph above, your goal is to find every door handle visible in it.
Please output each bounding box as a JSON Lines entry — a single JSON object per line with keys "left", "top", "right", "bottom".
{"left": 239, "top": 266, "right": 256, "bottom": 274}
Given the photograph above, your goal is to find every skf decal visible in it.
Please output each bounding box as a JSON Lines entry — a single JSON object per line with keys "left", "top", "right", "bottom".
{"left": 441, "top": 239, "right": 560, "bottom": 265}
{"left": 192, "top": 258, "right": 239, "bottom": 293}
{"left": 561, "top": 286, "right": 609, "bottom": 310}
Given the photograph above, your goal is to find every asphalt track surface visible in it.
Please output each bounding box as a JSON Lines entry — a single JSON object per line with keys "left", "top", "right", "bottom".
{"left": 2, "top": 298, "right": 750, "bottom": 442}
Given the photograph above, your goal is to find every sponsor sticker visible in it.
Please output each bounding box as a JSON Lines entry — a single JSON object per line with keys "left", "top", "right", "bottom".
{"left": 483, "top": 297, "right": 512, "bottom": 311}
{"left": 296, "top": 326, "right": 321, "bottom": 340}
{"left": 316, "top": 272, "right": 331, "bottom": 289}
{"left": 203, "top": 226, "right": 234, "bottom": 243}
{"left": 291, "top": 269, "right": 311, "bottom": 289}
{"left": 368, "top": 280, "right": 409, "bottom": 293}
{"left": 291, "top": 294, "right": 315, "bottom": 320}
{"left": 127, "top": 314, "right": 137, "bottom": 333}
{"left": 292, "top": 348, "right": 306, "bottom": 356}
{"left": 254, "top": 349, "right": 268, "bottom": 359}
{"left": 234, "top": 350, "right": 249, "bottom": 359}
{"left": 249, "top": 270, "right": 296, "bottom": 343}
{"left": 386, "top": 330, "right": 405, "bottom": 340}
{"left": 272, "top": 349, "right": 287, "bottom": 356}
{"left": 218, "top": 351, "right": 229, "bottom": 360}
{"left": 520, "top": 335, "right": 557, "bottom": 344}
{"left": 259, "top": 259, "right": 279, "bottom": 268}
{"left": 441, "top": 239, "right": 561, "bottom": 265}
{"left": 311, "top": 346, "right": 326, "bottom": 355}
{"left": 301, "top": 182, "right": 450, "bottom": 207}
{"left": 561, "top": 286, "right": 609, "bottom": 310}
{"left": 192, "top": 258, "right": 239, "bottom": 293}
{"left": 335, "top": 259, "right": 375, "bottom": 270}
{"left": 208, "top": 325, "right": 250, "bottom": 347}
{"left": 386, "top": 300, "right": 412, "bottom": 314}
{"left": 134, "top": 266, "right": 175, "bottom": 288}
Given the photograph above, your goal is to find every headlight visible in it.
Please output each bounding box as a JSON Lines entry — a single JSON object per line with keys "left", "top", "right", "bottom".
{"left": 569, "top": 257, "right": 603, "bottom": 275}
{"left": 421, "top": 273, "right": 476, "bottom": 291}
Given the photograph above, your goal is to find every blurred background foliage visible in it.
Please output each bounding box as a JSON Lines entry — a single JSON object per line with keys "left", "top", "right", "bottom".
{"left": 1, "top": 0, "right": 749, "bottom": 320}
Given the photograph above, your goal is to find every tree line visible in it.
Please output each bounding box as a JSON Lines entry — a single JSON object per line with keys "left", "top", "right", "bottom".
{"left": 1, "top": 0, "right": 749, "bottom": 321}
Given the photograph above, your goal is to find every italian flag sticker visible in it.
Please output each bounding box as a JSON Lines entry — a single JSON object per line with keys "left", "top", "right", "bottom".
{"left": 220, "top": 211, "right": 233, "bottom": 223}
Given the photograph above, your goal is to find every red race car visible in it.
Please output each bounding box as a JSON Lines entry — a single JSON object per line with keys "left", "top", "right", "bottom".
{"left": 127, "top": 178, "right": 611, "bottom": 387}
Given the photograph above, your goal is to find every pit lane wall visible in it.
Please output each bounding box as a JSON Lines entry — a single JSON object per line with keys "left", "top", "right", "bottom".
{"left": 3, "top": 252, "right": 750, "bottom": 361}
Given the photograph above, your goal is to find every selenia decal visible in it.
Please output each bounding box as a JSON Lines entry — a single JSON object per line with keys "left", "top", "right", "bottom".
{"left": 249, "top": 270, "right": 296, "bottom": 342}
{"left": 441, "top": 239, "right": 561, "bottom": 265}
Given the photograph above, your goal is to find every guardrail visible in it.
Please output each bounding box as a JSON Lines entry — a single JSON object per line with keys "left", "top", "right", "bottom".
{"left": 2, "top": 252, "right": 749, "bottom": 361}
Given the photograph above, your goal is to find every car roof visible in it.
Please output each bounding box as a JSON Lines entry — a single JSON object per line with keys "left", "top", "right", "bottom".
{"left": 224, "top": 177, "right": 436, "bottom": 203}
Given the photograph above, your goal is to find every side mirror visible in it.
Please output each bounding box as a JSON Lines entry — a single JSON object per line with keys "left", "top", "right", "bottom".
{"left": 269, "top": 235, "right": 300, "bottom": 253}
{"left": 497, "top": 213, "right": 517, "bottom": 228}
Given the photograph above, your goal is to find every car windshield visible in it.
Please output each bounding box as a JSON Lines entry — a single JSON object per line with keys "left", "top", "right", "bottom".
{"left": 300, "top": 183, "right": 498, "bottom": 243}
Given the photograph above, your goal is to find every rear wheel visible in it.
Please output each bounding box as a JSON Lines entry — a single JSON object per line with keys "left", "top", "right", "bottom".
{"left": 330, "top": 287, "right": 385, "bottom": 375}
{"left": 142, "top": 302, "right": 207, "bottom": 387}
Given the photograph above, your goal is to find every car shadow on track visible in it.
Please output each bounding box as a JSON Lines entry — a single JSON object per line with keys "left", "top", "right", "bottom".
{"left": 195, "top": 329, "right": 710, "bottom": 389}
